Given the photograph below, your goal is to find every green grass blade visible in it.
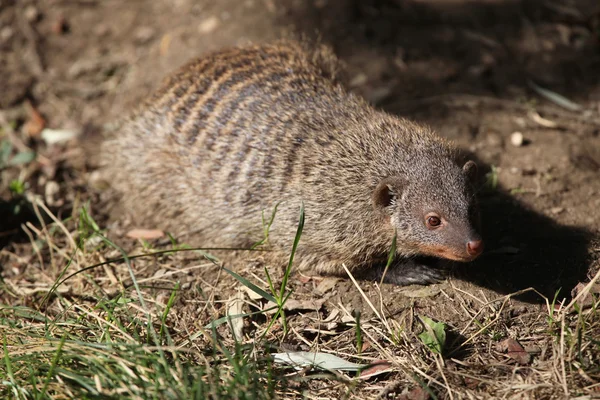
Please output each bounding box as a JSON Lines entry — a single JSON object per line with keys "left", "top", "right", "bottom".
{"left": 379, "top": 231, "right": 397, "bottom": 286}
{"left": 280, "top": 203, "right": 304, "bottom": 301}
{"left": 205, "top": 306, "right": 278, "bottom": 329}
{"left": 222, "top": 267, "right": 277, "bottom": 303}
{"left": 38, "top": 334, "right": 67, "bottom": 400}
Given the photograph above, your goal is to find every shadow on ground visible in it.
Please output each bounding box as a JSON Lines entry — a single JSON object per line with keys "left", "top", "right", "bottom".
{"left": 279, "top": 0, "right": 600, "bottom": 99}
{"left": 455, "top": 184, "right": 593, "bottom": 303}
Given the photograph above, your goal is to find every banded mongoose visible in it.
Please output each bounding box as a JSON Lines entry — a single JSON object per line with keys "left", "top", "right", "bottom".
{"left": 102, "top": 40, "right": 484, "bottom": 286}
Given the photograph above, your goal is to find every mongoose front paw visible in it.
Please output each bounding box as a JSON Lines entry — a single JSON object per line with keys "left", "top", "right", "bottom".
{"left": 381, "top": 262, "right": 447, "bottom": 286}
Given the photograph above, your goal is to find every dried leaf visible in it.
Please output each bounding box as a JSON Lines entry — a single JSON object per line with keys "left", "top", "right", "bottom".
{"left": 358, "top": 360, "right": 392, "bottom": 379}
{"left": 273, "top": 352, "right": 364, "bottom": 371}
{"left": 571, "top": 281, "right": 600, "bottom": 309}
{"left": 8, "top": 151, "right": 36, "bottom": 166}
{"left": 125, "top": 229, "right": 164, "bottom": 240}
{"left": 226, "top": 290, "right": 245, "bottom": 341}
{"left": 41, "top": 128, "right": 80, "bottom": 145}
{"left": 404, "top": 387, "right": 431, "bottom": 400}
{"left": 528, "top": 80, "right": 583, "bottom": 112}
{"left": 315, "top": 277, "right": 339, "bottom": 295}
{"left": 23, "top": 101, "right": 46, "bottom": 137}
{"left": 497, "top": 338, "right": 530, "bottom": 365}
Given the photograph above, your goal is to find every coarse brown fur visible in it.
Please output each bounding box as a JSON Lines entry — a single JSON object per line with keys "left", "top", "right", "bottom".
{"left": 102, "top": 40, "right": 483, "bottom": 286}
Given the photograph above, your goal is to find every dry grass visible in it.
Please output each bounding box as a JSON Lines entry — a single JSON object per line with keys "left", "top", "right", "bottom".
{"left": 0, "top": 191, "right": 599, "bottom": 399}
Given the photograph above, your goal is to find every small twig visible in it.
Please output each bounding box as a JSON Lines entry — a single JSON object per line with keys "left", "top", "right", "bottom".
{"left": 16, "top": 8, "right": 45, "bottom": 76}
{"left": 341, "top": 263, "right": 392, "bottom": 336}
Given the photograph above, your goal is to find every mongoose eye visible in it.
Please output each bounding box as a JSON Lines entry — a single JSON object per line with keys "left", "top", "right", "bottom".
{"left": 426, "top": 215, "right": 442, "bottom": 229}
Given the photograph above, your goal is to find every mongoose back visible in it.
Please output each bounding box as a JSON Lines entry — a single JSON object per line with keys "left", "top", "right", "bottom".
{"left": 103, "top": 40, "right": 483, "bottom": 285}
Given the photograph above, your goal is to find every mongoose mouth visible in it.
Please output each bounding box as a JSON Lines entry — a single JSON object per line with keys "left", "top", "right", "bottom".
{"left": 417, "top": 243, "right": 483, "bottom": 262}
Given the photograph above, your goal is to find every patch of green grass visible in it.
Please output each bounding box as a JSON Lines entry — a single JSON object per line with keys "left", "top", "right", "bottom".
{"left": 0, "top": 204, "right": 304, "bottom": 399}
{"left": 483, "top": 165, "right": 498, "bottom": 192}
{"left": 0, "top": 305, "right": 282, "bottom": 399}
{"left": 222, "top": 204, "right": 305, "bottom": 337}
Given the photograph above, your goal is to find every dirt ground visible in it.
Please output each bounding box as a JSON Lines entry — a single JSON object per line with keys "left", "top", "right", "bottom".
{"left": 1, "top": 0, "right": 600, "bottom": 398}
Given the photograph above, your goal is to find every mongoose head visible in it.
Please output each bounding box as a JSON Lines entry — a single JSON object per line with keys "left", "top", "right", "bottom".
{"left": 372, "top": 157, "right": 483, "bottom": 262}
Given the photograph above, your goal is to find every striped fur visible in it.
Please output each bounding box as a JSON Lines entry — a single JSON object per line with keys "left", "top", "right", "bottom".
{"left": 102, "top": 40, "right": 481, "bottom": 284}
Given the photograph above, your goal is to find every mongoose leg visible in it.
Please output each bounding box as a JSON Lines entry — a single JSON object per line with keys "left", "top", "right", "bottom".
{"left": 361, "top": 257, "right": 448, "bottom": 286}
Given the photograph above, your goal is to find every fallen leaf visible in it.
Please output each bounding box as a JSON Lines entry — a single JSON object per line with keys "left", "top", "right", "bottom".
{"left": 198, "top": 16, "right": 219, "bottom": 34}
{"left": 126, "top": 229, "right": 164, "bottom": 240}
{"left": 273, "top": 352, "right": 364, "bottom": 371}
{"left": 358, "top": 360, "right": 392, "bottom": 379}
{"left": 41, "top": 128, "right": 80, "bottom": 144}
{"left": 226, "top": 290, "right": 245, "bottom": 341}
{"left": 360, "top": 341, "right": 372, "bottom": 352}
{"left": 244, "top": 285, "right": 264, "bottom": 301}
{"left": 296, "top": 275, "right": 312, "bottom": 284}
{"left": 315, "top": 277, "right": 339, "bottom": 295}
{"left": 497, "top": 338, "right": 530, "bottom": 365}
{"left": 571, "top": 281, "right": 600, "bottom": 309}
{"left": 8, "top": 151, "right": 36, "bottom": 166}
{"left": 23, "top": 101, "right": 46, "bottom": 137}
{"left": 404, "top": 387, "right": 430, "bottom": 400}
{"left": 528, "top": 80, "right": 583, "bottom": 112}
{"left": 418, "top": 316, "right": 446, "bottom": 355}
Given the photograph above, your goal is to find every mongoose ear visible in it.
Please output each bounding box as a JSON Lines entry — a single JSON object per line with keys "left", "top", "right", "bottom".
{"left": 372, "top": 178, "right": 403, "bottom": 212}
{"left": 462, "top": 160, "right": 478, "bottom": 182}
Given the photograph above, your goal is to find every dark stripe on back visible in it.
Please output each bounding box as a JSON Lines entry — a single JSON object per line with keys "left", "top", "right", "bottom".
{"left": 183, "top": 50, "right": 294, "bottom": 145}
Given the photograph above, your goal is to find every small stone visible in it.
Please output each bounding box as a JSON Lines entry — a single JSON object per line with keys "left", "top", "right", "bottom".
{"left": 44, "top": 181, "right": 60, "bottom": 206}
{"left": 0, "top": 27, "right": 13, "bottom": 42}
{"left": 349, "top": 73, "right": 368, "bottom": 88}
{"left": 550, "top": 207, "right": 564, "bottom": 215}
{"left": 134, "top": 26, "right": 155, "bottom": 44}
{"left": 198, "top": 16, "right": 219, "bottom": 33}
{"left": 511, "top": 131, "right": 524, "bottom": 147}
{"left": 24, "top": 5, "right": 40, "bottom": 22}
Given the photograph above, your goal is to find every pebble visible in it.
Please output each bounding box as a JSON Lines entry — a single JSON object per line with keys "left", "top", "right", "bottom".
{"left": 44, "top": 181, "right": 60, "bottom": 207}
{"left": 134, "top": 26, "right": 155, "bottom": 44}
{"left": 0, "top": 27, "right": 13, "bottom": 42}
{"left": 349, "top": 73, "right": 368, "bottom": 88}
{"left": 24, "top": 5, "right": 40, "bottom": 22}
{"left": 198, "top": 16, "right": 219, "bottom": 33}
{"left": 511, "top": 131, "right": 524, "bottom": 147}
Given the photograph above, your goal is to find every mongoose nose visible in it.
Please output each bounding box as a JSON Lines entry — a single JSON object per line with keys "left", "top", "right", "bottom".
{"left": 466, "top": 239, "right": 484, "bottom": 257}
